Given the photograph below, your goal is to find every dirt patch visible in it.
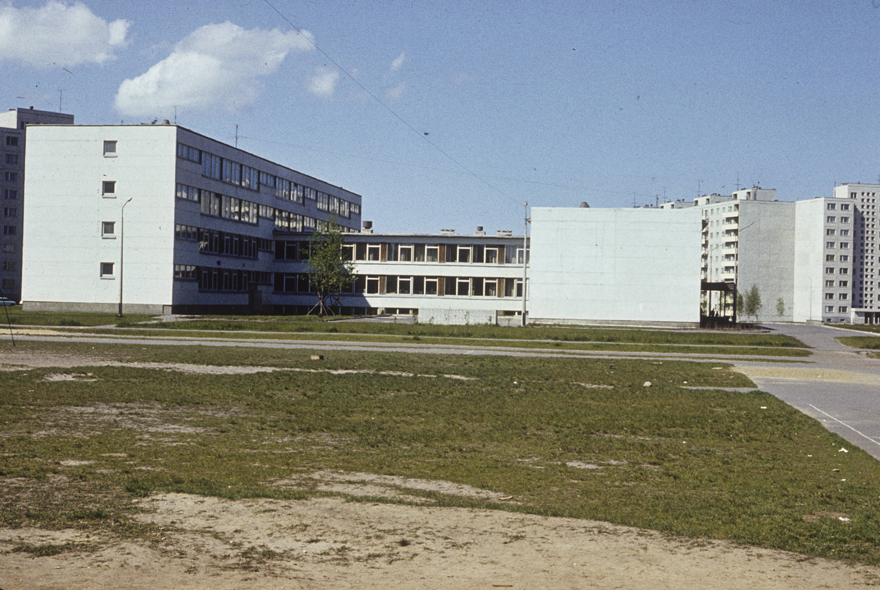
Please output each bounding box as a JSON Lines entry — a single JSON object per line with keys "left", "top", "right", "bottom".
{"left": 733, "top": 365, "right": 880, "bottom": 385}
{"left": 2, "top": 493, "right": 879, "bottom": 589}
{"left": 0, "top": 352, "right": 475, "bottom": 380}
{"left": 273, "top": 470, "right": 516, "bottom": 504}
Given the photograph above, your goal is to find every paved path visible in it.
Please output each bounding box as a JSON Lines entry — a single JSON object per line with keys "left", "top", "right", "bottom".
{"left": 734, "top": 323, "right": 880, "bottom": 460}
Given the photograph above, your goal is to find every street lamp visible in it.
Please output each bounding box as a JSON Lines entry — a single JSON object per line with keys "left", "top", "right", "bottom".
{"left": 522, "top": 201, "right": 529, "bottom": 326}
{"left": 118, "top": 197, "right": 132, "bottom": 316}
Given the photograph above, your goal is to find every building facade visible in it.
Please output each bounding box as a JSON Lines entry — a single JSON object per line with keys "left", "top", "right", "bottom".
{"left": 833, "top": 183, "right": 880, "bottom": 324}
{"left": 22, "top": 124, "right": 361, "bottom": 313}
{"left": 0, "top": 108, "right": 74, "bottom": 302}
{"left": 528, "top": 207, "right": 702, "bottom": 326}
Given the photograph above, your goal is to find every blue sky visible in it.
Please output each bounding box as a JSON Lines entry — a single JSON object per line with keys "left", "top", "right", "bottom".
{"left": 2, "top": 1, "right": 880, "bottom": 233}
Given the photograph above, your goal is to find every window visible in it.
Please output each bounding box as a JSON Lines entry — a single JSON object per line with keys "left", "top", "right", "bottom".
{"left": 1, "top": 244, "right": 13, "bottom": 253}
{"left": 174, "top": 264, "right": 196, "bottom": 279}
{"left": 101, "top": 221, "right": 115, "bottom": 237}
{"left": 3, "top": 208, "right": 15, "bottom": 218}
{"left": 839, "top": 306, "right": 848, "bottom": 313}
{"left": 840, "top": 229, "right": 849, "bottom": 236}
{"left": 842, "top": 204, "right": 850, "bottom": 210}
{"left": 839, "top": 293, "right": 848, "bottom": 300}
{"left": 840, "top": 255, "right": 849, "bottom": 262}
{"left": 5, "top": 136, "right": 18, "bottom": 147}
{"left": 1, "top": 261, "right": 14, "bottom": 271}
{"left": 826, "top": 267, "right": 835, "bottom": 274}
{"left": 826, "top": 255, "right": 835, "bottom": 261}
{"left": 841, "top": 242, "right": 849, "bottom": 249}
{"left": 825, "top": 293, "right": 834, "bottom": 300}
{"left": 839, "top": 281, "right": 848, "bottom": 287}
{"left": 3, "top": 190, "right": 16, "bottom": 200}
{"left": 2, "top": 225, "right": 15, "bottom": 236}
{"left": 399, "top": 245, "right": 413, "bottom": 262}
{"left": 426, "top": 246, "right": 439, "bottom": 262}
{"left": 841, "top": 217, "right": 849, "bottom": 223}
{"left": 827, "top": 216, "right": 836, "bottom": 223}
{"left": 0, "top": 278, "right": 13, "bottom": 291}
{"left": 103, "top": 140, "right": 117, "bottom": 156}
{"left": 825, "top": 305, "right": 834, "bottom": 313}
{"left": 827, "top": 203, "right": 836, "bottom": 210}
{"left": 100, "top": 262, "right": 114, "bottom": 277}
{"left": 825, "top": 280, "right": 834, "bottom": 287}
{"left": 4, "top": 172, "right": 17, "bottom": 182}
{"left": 840, "top": 268, "right": 849, "bottom": 274}
{"left": 826, "top": 229, "right": 835, "bottom": 236}
{"left": 5, "top": 154, "right": 17, "bottom": 164}
{"left": 826, "top": 242, "right": 835, "bottom": 248}
{"left": 102, "top": 180, "right": 116, "bottom": 196}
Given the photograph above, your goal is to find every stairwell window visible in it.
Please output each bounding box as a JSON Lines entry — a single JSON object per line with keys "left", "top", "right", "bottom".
{"left": 102, "top": 181, "right": 116, "bottom": 197}
{"left": 103, "top": 140, "right": 117, "bottom": 156}
{"left": 100, "top": 262, "right": 115, "bottom": 278}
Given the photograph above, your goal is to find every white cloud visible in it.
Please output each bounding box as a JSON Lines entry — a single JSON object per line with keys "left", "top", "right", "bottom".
{"left": 114, "top": 22, "right": 313, "bottom": 117}
{"left": 308, "top": 68, "right": 339, "bottom": 97}
{"left": 0, "top": 1, "right": 129, "bottom": 67}
{"left": 390, "top": 52, "right": 405, "bottom": 72}
{"left": 385, "top": 82, "right": 405, "bottom": 100}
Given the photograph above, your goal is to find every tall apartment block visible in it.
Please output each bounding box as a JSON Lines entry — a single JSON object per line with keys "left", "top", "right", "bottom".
{"left": 0, "top": 108, "right": 74, "bottom": 301}
{"left": 833, "top": 183, "right": 880, "bottom": 324}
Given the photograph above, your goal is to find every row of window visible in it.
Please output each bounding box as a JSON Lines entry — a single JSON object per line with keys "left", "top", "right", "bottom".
{"left": 825, "top": 306, "right": 848, "bottom": 313}
{"left": 178, "top": 143, "right": 360, "bottom": 218}
{"left": 3, "top": 190, "right": 16, "bottom": 199}
{"left": 175, "top": 224, "right": 272, "bottom": 258}
{"left": 827, "top": 203, "right": 852, "bottom": 211}
{"left": 273, "top": 273, "right": 524, "bottom": 298}
{"left": 827, "top": 216, "right": 850, "bottom": 223}
{"left": 4, "top": 136, "right": 19, "bottom": 147}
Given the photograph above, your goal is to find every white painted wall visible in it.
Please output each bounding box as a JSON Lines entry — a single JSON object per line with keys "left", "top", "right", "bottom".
{"left": 22, "top": 125, "right": 177, "bottom": 312}
{"left": 736, "top": 201, "right": 795, "bottom": 322}
{"left": 529, "top": 207, "right": 701, "bottom": 325}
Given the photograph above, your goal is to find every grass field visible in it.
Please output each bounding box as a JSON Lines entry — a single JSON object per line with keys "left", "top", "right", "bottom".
{"left": 1, "top": 340, "right": 878, "bottom": 564}
{"left": 2, "top": 309, "right": 811, "bottom": 357}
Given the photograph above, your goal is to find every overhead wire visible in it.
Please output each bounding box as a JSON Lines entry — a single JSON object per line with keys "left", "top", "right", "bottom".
{"left": 260, "top": 0, "right": 521, "bottom": 207}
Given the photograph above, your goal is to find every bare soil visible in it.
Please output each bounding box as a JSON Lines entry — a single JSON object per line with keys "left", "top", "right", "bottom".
{"left": 3, "top": 348, "right": 880, "bottom": 588}
{"left": 2, "top": 491, "right": 880, "bottom": 590}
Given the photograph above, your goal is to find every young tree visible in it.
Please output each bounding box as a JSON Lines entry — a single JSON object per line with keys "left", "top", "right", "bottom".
{"left": 736, "top": 293, "right": 744, "bottom": 317}
{"left": 776, "top": 297, "right": 786, "bottom": 318}
{"left": 744, "top": 284, "right": 763, "bottom": 322}
{"left": 307, "top": 220, "right": 355, "bottom": 316}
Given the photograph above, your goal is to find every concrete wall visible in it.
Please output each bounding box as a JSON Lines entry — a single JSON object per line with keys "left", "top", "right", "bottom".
{"left": 22, "top": 125, "right": 177, "bottom": 310}
{"left": 528, "top": 207, "right": 701, "bottom": 325}
{"left": 736, "top": 201, "right": 795, "bottom": 322}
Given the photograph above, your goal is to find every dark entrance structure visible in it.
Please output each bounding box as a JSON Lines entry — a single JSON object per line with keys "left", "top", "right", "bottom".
{"left": 701, "top": 281, "right": 737, "bottom": 328}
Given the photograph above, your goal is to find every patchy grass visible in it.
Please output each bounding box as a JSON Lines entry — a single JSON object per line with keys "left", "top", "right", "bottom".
{"left": 0, "top": 341, "right": 878, "bottom": 565}
{"left": 55, "top": 326, "right": 811, "bottom": 358}
{"left": 838, "top": 336, "right": 880, "bottom": 350}
{"left": 3, "top": 308, "right": 153, "bottom": 327}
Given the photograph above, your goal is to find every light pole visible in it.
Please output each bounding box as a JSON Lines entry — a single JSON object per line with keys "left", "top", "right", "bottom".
{"left": 522, "top": 201, "right": 529, "bottom": 326}
{"left": 118, "top": 197, "right": 132, "bottom": 316}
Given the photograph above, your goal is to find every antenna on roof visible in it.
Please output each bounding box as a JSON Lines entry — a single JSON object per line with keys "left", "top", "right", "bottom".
{"left": 235, "top": 124, "right": 239, "bottom": 148}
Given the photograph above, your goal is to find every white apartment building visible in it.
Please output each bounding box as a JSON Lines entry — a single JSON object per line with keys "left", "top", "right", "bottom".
{"left": 678, "top": 187, "right": 852, "bottom": 323}
{"left": 22, "top": 123, "right": 362, "bottom": 314}
{"left": 833, "top": 183, "right": 880, "bottom": 324}
{"left": 0, "top": 108, "right": 74, "bottom": 302}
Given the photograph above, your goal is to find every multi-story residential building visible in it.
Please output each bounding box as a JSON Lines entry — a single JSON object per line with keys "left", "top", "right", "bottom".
{"left": 834, "top": 183, "right": 880, "bottom": 324}
{"left": 22, "top": 123, "right": 361, "bottom": 314}
{"left": 0, "top": 108, "right": 74, "bottom": 301}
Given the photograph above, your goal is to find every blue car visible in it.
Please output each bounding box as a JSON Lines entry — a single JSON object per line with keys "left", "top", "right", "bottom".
{"left": 0, "top": 297, "right": 16, "bottom": 306}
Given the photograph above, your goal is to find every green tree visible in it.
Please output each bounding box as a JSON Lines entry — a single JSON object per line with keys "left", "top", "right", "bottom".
{"left": 736, "top": 293, "right": 744, "bottom": 317}
{"left": 776, "top": 297, "right": 785, "bottom": 318}
{"left": 307, "top": 221, "right": 355, "bottom": 316}
{"left": 744, "top": 284, "right": 763, "bottom": 322}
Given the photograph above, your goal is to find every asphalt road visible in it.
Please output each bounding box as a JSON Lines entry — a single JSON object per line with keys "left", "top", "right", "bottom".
{"left": 735, "top": 323, "right": 880, "bottom": 460}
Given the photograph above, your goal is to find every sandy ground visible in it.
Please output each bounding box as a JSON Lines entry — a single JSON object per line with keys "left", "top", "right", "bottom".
{"left": 3, "top": 346, "right": 880, "bottom": 588}
{"left": 3, "top": 492, "right": 880, "bottom": 590}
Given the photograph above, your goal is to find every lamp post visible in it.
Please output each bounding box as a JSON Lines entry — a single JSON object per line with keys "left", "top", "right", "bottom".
{"left": 118, "top": 197, "right": 132, "bottom": 317}
{"left": 522, "top": 201, "right": 529, "bottom": 327}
